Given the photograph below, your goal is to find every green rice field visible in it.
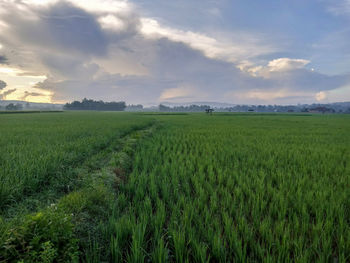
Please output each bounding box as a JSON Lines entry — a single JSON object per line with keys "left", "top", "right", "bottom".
{"left": 0, "top": 112, "right": 349, "bottom": 262}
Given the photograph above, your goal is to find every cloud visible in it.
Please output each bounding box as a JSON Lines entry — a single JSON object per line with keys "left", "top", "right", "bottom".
{"left": 0, "top": 88, "right": 16, "bottom": 100}
{"left": 0, "top": 0, "right": 348, "bottom": 105}
{"left": 140, "top": 18, "right": 276, "bottom": 63}
{"left": 239, "top": 58, "right": 311, "bottom": 77}
{"left": 325, "top": 85, "right": 350, "bottom": 102}
{"left": 0, "top": 1, "right": 109, "bottom": 79}
{"left": 327, "top": 0, "right": 350, "bottom": 15}
{"left": 159, "top": 85, "right": 203, "bottom": 102}
{"left": 21, "top": 91, "right": 46, "bottom": 100}
{"left": 267, "top": 58, "right": 310, "bottom": 72}
{"left": 0, "top": 80, "right": 6, "bottom": 89}
{"left": 316, "top": 91, "right": 327, "bottom": 101}
{"left": 0, "top": 55, "right": 7, "bottom": 64}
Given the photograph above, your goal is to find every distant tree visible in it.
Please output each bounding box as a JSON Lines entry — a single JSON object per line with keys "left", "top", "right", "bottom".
{"left": 16, "top": 103, "right": 23, "bottom": 110}
{"left": 159, "top": 104, "right": 211, "bottom": 112}
{"left": 64, "top": 98, "right": 126, "bottom": 111}
{"left": 159, "top": 104, "right": 170, "bottom": 111}
{"left": 5, "top": 103, "right": 16, "bottom": 110}
{"left": 5, "top": 103, "right": 23, "bottom": 111}
{"left": 126, "top": 104, "right": 143, "bottom": 111}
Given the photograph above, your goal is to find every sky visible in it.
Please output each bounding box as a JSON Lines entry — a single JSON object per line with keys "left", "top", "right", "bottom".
{"left": 0, "top": 0, "right": 349, "bottom": 105}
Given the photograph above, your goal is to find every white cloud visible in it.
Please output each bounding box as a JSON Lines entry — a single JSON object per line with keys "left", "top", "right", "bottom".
{"left": 267, "top": 58, "right": 310, "bottom": 72}
{"left": 140, "top": 18, "right": 276, "bottom": 63}
{"left": 21, "top": 0, "right": 59, "bottom": 6}
{"left": 239, "top": 58, "right": 311, "bottom": 78}
{"left": 99, "top": 15, "right": 125, "bottom": 31}
{"left": 0, "top": 67, "right": 22, "bottom": 75}
{"left": 315, "top": 91, "right": 327, "bottom": 101}
{"left": 159, "top": 84, "right": 204, "bottom": 101}
{"left": 0, "top": 66, "right": 46, "bottom": 79}
{"left": 69, "top": 0, "right": 132, "bottom": 14}
{"left": 20, "top": 0, "right": 132, "bottom": 14}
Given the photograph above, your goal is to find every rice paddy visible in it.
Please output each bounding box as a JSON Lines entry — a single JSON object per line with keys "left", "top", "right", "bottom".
{"left": 0, "top": 112, "right": 349, "bottom": 262}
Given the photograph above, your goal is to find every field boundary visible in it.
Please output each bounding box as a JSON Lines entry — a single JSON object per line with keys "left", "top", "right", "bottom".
{"left": 0, "top": 110, "right": 64, "bottom": 114}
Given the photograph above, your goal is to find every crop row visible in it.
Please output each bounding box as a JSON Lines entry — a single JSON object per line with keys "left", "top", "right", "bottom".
{"left": 105, "top": 114, "right": 350, "bottom": 262}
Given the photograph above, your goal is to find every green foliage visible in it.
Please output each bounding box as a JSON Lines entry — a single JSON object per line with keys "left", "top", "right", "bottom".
{"left": 1, "top": 112, "right": 349, "bottom": 262}
{"left": 107, "top": 113, "right": 350, "bottom": 262}
{"left": 0, "top": 207, "right": 79, "bottom": 262}
{"left": 58, "top": 183, "right": 114, "bottom": 250}
{"left": 64, "top": 98, "right": 126, "bottom": 111}
{"left": 0, "top": 111, "right": 153, "bottom": 213}
{"left": 0, "top": 112, "right": 155, "bottom": 262}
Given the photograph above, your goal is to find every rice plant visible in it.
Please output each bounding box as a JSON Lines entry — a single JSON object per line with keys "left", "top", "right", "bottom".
{"left": 1, "top": 112, "right": 349, "bottom": 262}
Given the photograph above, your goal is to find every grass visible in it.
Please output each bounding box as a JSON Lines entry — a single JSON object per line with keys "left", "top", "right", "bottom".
{"left": 0, "top": 112, "right": 349, "bottom": 262}
{"left": 0, "top": 111, "right": 153, "bottom": 214}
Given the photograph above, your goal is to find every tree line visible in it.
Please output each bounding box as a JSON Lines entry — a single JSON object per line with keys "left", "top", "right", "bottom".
{"left": 0, "top": 103, "right": 23, "bottom": 111}
{"left": 159, "top": 104, "right": 211, "bottom": 112}
{"left": 64, "top": 98, "right": 126, "bottom": 111}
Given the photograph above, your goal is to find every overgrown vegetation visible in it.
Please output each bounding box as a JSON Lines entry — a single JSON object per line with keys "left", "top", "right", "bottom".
{"left": 1, "top": 208, "right": 79, "bottom": 262}
{"left": 1, "top": 112, "right": 349, "bottom": 262}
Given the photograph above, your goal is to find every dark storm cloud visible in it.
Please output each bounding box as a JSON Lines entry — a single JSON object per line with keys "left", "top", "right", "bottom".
{"left": 0, "top": 1, "right": 110, "bottom": 78}
{"left": 0, "top": 55, "right": 8, "bottom": 64}
{"left": 0, "top": 1, "right": 108, "bottom": 56}
{"left": 0, "top": 80, "right": 7, "bottom": 90}
{"left": 38, "top": 2, "right": 108, "bottom": 56}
